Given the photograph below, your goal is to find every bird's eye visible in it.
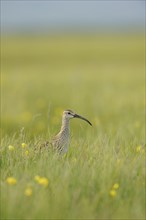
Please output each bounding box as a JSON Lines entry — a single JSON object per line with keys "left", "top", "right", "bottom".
{"left": 68, "top": 112, "right": 71, "bottom": 114}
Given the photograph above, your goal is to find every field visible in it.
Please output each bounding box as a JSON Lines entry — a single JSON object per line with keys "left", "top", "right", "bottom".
{"left": 1, "top": 33, "right": 145, "bottom": 219}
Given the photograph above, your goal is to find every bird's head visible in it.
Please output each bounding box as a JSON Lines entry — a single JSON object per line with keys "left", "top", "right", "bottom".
{"left": 63, "top": 110, "right": 92, "bottom": 126}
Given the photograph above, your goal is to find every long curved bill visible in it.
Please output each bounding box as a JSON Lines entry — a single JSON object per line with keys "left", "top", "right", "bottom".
{"left": 74, "top": 114, "right": 92, "bottom": 126}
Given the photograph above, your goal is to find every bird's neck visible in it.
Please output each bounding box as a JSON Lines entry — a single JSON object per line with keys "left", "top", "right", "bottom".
{"left": 61, "top": 117, "right": 70, "bottom": 133}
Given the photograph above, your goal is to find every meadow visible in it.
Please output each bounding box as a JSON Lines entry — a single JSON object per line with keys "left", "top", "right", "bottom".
{"left": 1, "top": 32, "right": 145, "bottom": 219}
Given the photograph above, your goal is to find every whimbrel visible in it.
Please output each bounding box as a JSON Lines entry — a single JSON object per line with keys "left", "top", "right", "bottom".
{"left": 41, "top": 110, "right": 92, "bottom": 154}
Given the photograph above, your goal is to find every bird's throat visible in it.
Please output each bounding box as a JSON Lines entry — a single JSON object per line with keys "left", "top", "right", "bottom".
{"left": 61, "top": 117, "right": 70, "bottom": 133}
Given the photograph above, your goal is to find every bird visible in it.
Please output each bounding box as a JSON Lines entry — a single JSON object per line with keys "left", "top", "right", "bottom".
{"left": 37, "top": 109, "right": 92, "bottom": 154}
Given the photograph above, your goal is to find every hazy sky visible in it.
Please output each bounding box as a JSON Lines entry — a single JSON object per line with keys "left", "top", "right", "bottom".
{"left": 1, "top": 0, "right": 145, "bottom": 33}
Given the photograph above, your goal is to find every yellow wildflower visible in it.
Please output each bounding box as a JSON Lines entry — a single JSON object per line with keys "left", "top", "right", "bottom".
{"left": 6, "top": 177, "right": 17, "bottom": 185}
{"left": 8, "top": 145, "right": 15, "bottom": 151}
{"left": 22, "top": 143, "right": 27, "bottom": 148}
{"left": 112, "top": 183, "right": 119, "bottom": 190}
{"left": 136, "top": 145, "right": 142, "bottom": 153}
{"left": 38, "top": 177, "right": 49, "bottom": 187}
{"left": 34, "top": 175, "right": 49, "bottom": 187}
{"left": 109, "top": 189, "right": 117, "bottom": 197}
{"left": 25, "top": 187, "right": 32, "bottom": 197}
{"left": 25, "top": 150, "right": 29, "bottom": 156}
{"left": 34, "top": 175, "right": 41, "bottom": 182}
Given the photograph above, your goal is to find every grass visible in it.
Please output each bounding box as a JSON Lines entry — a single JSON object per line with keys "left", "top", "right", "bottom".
{"left": 1, "top": 32, "right": 145, "bottom": 219}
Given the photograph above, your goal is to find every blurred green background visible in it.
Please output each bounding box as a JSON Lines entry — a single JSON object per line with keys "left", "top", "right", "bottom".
{"left": 1, "top": 33, "right": 145, "bottom": 138}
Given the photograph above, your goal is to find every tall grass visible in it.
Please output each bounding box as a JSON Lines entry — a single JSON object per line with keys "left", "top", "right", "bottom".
{"left": 1, "top": 33, "right": 145, "bottom": 219}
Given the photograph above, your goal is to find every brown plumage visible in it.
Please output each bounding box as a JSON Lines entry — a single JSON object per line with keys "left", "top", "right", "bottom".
{"left": 36, "top": 110, "right": 92, "bottom": 154}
